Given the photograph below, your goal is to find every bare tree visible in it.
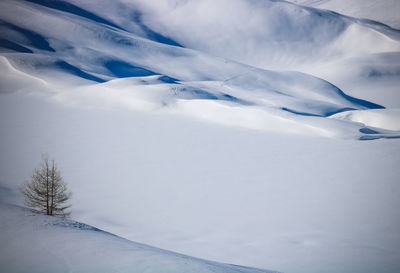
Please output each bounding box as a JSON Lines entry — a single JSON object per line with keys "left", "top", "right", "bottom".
{"left": 20, "top": 155, "right": 72, "bottom": 217}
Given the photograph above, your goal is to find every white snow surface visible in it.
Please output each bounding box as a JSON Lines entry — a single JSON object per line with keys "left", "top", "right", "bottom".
{"left": 287, "top": 0, "right": 400, "bottom": 29}
{"left": 0, "top": 200, "right": 278, "bottom": 273}
{"left": 1, "top": 0, "right": 400, "bottom": 273}
{"left": 331, "top": 108, "right": 400, "bottom": 131}
{"left": 1, "top": 93, "right": 400, "bottom": 273}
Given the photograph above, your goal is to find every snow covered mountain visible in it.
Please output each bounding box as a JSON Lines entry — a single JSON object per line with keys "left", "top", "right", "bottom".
{"left": 1, "top": 1, "right": 400, "bottom": 273}
{"left": 1, "top": 0, "right": 399, "bottom": 138}
{"left": 287, "top": 0, "right": 400, "bottom": 29}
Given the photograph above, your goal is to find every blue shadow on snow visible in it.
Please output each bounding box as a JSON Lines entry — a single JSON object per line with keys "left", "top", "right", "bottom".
{"left": 104, "top": 60, "right": 157, "bottom": 78}
{"left": 131, "top": 11, "right": 183, "bottom": 47}
{"left": 177, "top": 87, "right": 252, "bottom": 105}
{"left": 359, "top": 135, "right": 400, "bottom": 140}
{"left": 52, "top": 218, "right": 118, "bottom": 238}
{"left": 359, "top": 128, "right": 379, "bottom": 134}
{"left": 23, "top": 0, "right": 183, "bottom": 47}
{"left": 0, "top": 38, "right": 33, "bottom": 53}
{"left": 282, "top": 107, "right": 358, "bottom": 117}
{"left": 158, "top": 75, "right": 179, "bottom": 84}
{"left": 23, "top": 0, "right": 123, "bottom": 30}
{"left": 0, "top": 19, "right": 55, "bottom": 52}
{"left": 55, "top": 61, "right": 105, "bottom": 83}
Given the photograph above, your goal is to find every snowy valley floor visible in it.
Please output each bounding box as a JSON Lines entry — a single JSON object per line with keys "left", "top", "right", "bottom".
{"left": 1, "top": 92, "right": 400, "bottom": 273}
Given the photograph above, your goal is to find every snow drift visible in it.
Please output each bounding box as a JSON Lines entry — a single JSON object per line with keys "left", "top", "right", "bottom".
{"left": 0, "top": 0, "right": 399, "bottom": 139}
{"left": 0, "top": 200, "right": 278, "bottom": 273}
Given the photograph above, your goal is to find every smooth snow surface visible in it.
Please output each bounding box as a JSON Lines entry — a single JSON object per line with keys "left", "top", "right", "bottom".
{"left": 1, "top": 0, "right": 400, "bottom": 273}
{"left": 287, "top": 0, "right": 400, "bottom": 29}
{"left": 331, "top": 108, "right": 400, "bottom": 131}
{"left": 1, "top": 93, "right": 400, "bottom": 273}
{"left": 0, "top": 201, "right": 278, "bottom": 273}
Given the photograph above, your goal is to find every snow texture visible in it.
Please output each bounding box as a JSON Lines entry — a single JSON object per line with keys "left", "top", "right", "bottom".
{"left": 0, "top": 1, "right": 400, "bottom": 273}
{"left": 0, "top": 199, "right": 279, "bottom": 273}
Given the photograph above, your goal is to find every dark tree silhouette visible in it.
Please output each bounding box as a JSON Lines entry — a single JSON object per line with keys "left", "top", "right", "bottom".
{"left": 20, "top": 155, "right": 71, "bottom": 217}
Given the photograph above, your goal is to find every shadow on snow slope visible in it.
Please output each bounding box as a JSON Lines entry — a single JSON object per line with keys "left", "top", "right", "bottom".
{"left": 0, "top": 38, "right": 33, "bottom": 53}
{"left": 0, "top": 19, "right": 55, "bottom": 52}
{"left": 22, "top": 0, "right": 183, "bottom": 47}
{"left": 105, "top": 60, "right": 158, "bottom": 78}
{"left": 131, "top": 11, "right": 184, "bottom": 47}
{"left": 55, "top": 61, "right": 106, "bottom": 83}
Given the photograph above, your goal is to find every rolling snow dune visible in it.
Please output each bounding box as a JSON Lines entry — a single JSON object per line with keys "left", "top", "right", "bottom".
{"left": 0, "top": 54, "right": 386, "bottom": 138}
{"left": 0, "top": 0, "right": 398, "bottom": 138}
{"left": 0, "top": 56, "right": 47, "bottom": 93}
{"left": 130, "top": 0, "right": 400, "bottom": 112}
{"left": 287, "top": 0, "right": 400, "bottom": 29}
{"left": 0, "top": 201, "right": 278, "bottom": 273}
{"left": 135, "top": 0, "right": 400, "bottom": 68}
{"left": 331, "top": 108, "right": 400, "bottom": 131}
{"left": 1, "top": 0, "right": 400, "bottom": 273}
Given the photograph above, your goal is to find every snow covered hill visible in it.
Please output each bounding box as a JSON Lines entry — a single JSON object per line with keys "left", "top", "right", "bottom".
{"left": 0, "top": 0, "right": 399, "bottom": 138}
{"left": 1, "top": 93, "right": 400, "bottom": 273}
{"left": 287, "top": 0, "right": 400, "bottom": 29}
{"left": 0, "top": 200, "right": 278, "bottom": 273}
{"left": 1, "top": 1, "right": 400, "bottom": 273}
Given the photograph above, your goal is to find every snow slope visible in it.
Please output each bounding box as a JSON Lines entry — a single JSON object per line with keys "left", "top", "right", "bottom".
{"left": 287, "top": 0, "right": 400, "bottom": 29}
{"left": 1, "top": 92, "right": 400, "bottom": 273}
{"left": 136, "top": 0, "right": 400, "bottom": 69}
{"left": 0, "top": 200, "right": 278, "bottom": 273}
{"left": 281, "top": 0, "right": 400, "bottom": 108}
{"left": 0, "top": 0, "right": 399, "bottom": 139}
{"left": 1, "top": 1, "right": 400, "bottom": 273}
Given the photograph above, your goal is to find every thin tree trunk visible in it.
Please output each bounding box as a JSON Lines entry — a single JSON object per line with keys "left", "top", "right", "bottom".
{"left": 50, "top": 160, "right": 55, "bottom": 216}
{"left": 46, "top": 158, "right": 50, "bottom": 215}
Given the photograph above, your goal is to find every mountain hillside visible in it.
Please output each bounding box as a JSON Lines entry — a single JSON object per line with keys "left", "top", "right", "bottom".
{"left": 1, "top": 1, "right": 400, "bottom": 273}
{"left": 0, "top": 0, "right": 399, "bottom": 138}
{"left": 287, "top": 0, "right": 400, "bottom": 29}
